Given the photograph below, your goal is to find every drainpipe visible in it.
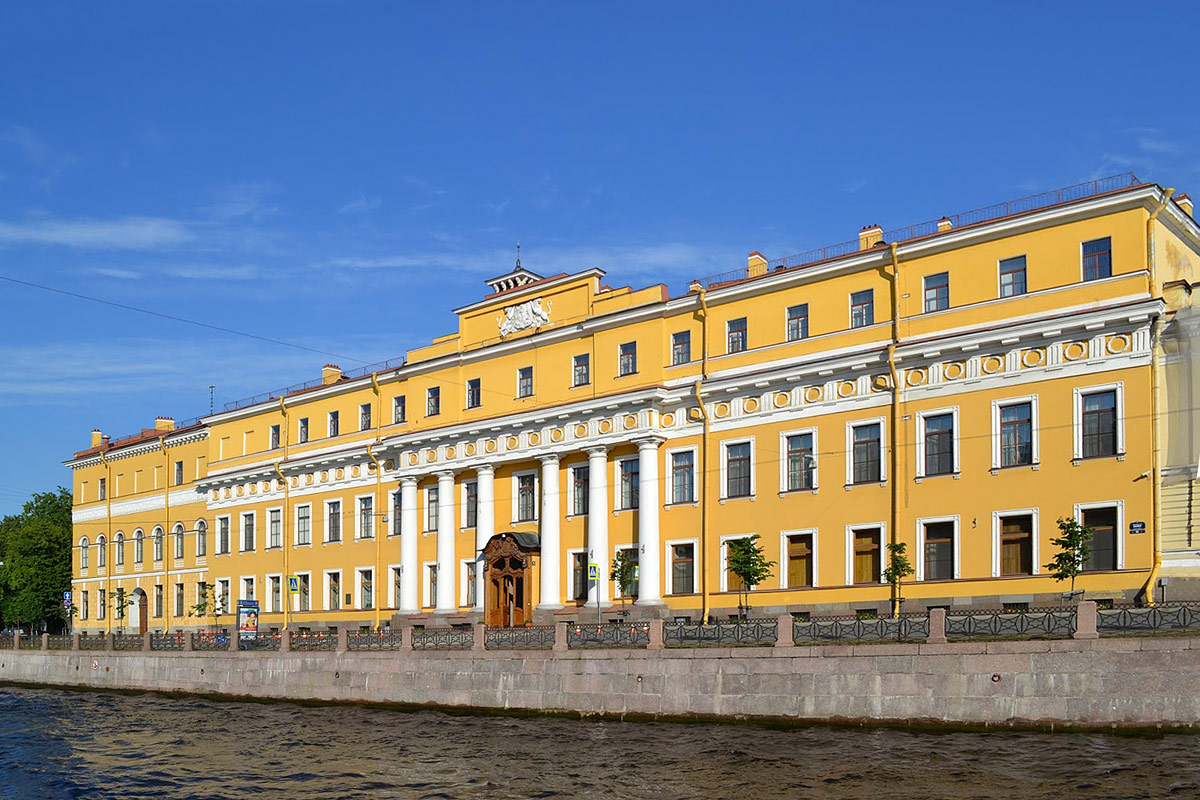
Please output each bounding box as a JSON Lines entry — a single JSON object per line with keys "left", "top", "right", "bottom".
{"left": 275, "top": 395, "right": 290, "bottom": 629}
{"left": 369, "top": 372, "right": 384, "bottom": 630}
{"left": 887, "top": 243, "right": 903, "bottom": 618}
{"left": 694, "top": 286, "right": 712, "bottom": 623}
{"left": 1142, "top": 187, "right": 1175, "bottom": 606}
{"left": 160, "top": 435, "right": 170, "bottom": 634}
{"left": 100, "top": 450, "right": 112, "bottom": 635}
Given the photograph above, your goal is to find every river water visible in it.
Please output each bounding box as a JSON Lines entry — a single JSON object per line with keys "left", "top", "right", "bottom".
{"left": 1, "top": 686, "right": 1198, "bottom": 800}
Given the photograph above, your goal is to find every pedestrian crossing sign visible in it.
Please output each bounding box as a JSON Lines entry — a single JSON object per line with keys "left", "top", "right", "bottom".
{"left": 288, "top": 576, "right": 300, "bottom": 593}
{"left": 588, "top": 563, "right": 599, "bottom": 581}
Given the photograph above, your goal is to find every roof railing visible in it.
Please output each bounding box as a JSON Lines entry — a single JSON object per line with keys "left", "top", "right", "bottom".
{"left": 220, "top": 355, "right": 408, "bottom": 413}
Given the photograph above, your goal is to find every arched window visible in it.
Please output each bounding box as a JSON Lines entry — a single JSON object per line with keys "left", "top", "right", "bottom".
{"left": 173, "top": 523, "right": 185, "bottom": 560}
{"left": 80, "top": 537, "right": 90, "bottom": 570}
{"left": 134, "top": 529, "right": 144, "bottom": 564}
{"left": 153, "top": 527, "right": 163, "bottom": 562}
{"left": 196, "top": 519, "right": 208, "bottom": 558}
{"left": 97, "top": 534, "right": 107, "bottom": 568}
{"left": 114, "top": 531, "right": 125, "bottom": 567}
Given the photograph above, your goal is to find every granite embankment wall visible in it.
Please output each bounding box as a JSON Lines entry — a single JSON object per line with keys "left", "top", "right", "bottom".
{"left": 3, "top": 634, "right": 1199, "bottom": 730}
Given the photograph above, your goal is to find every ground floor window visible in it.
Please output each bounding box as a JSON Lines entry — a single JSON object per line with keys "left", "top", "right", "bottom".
{"left": 853, "top": 528, "right": 881, "bottom": 584}
{"left": 1083, "top": 506, "right": 1118, "bottom": 571}
{"left": 571, "top": 552, "right": 588, "bottom": 601}
{"left": 1000, "top": 515, "right": 1033, "bottom": 576}
{"left": 671, "top": 543, "right": 695, "bottom": 594}
{"left": 923, "top": 521, "right": 955, "bottom": 581}
{"left": 787, "top": 533, "right": 813, "bottom": 588}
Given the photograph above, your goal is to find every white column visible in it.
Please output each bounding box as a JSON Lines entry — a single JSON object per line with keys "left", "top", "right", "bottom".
{"left": 636, "top": 437, "right": 665, "bottom": 606}
{"left": 473, "top": 465, "right": 495, "bottom": 612}
{"left": 399, "top": 477, "right": 419, "bottom": 614}
{"left": 435, "top": 471, "right": 457, "bottom": 613}
{"left": 586, "top": 447, "right": 609, "bottom": 607}
{"left": 538, "top": 455, "right": 562, "bottom": 610}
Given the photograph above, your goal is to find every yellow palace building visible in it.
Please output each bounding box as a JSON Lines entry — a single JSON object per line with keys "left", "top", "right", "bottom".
{"left": 68, "top": 174, "right": 1200, "bottom": 635}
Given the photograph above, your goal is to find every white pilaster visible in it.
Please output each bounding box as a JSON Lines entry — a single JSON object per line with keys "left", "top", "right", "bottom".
{"left": 586, "top": 447, "right": 609, "bottom": 607}
{"left": 474, "top": 465, "right": 495, "bottom": 612}
{"left": 538, "top": 455, "right": 563, "bottom": 610}
{"left": 435, "top": 471, "right": 457, "bottom": 613}
{"left": 636, "top": 437, "right": 665, "bottom": 606}
{"left": 399, "top": 477, "right": 419, "bottom": 614}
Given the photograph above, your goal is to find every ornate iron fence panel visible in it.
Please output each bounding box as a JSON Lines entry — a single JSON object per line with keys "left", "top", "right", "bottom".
{"left": 945, "top": 608, "right": 1075, "bottom": 639}
{"left": 348, "top": 631, "right": 406, "bottom": 651}
{"left": 412, "top": 627, "right": 473, "bottom": 650}
{"left": 193, "top": 631, "right": 232, "bottom": 651}
{"left": 793, "top": 613, "right": 930, "bottom": 644}
{"left": 290, "top": 632, "right": 337, "bottom": 651}
{"left": 150, "top": 633, "right": 185, "bottom": 651}
{"left": 0, "top": 636, "right": 11, "bottom": 650}
{"left": 485, "top": 625, "right": 556, "bottom": 650}
{"left": 239, "top": 632, "right": 282, "bottom": 651}
{"left": 112, "top": 634, "right": 143, "bottom": 651}
{"left": 663, "top": 618, "right": 779, "bottom": 647}
{"left": 1098, "top": 602, "right": 1200, "bottom": 635}
{"left": 567, "top": 622, "right": 650, "bottom": 649}
{"left": 17, "top": 636, "right": 41, "bottom": 650}
{"left": 47, "top": 635, "right": 73, "bottom": 651}
{"left": 78, "top": 634, "right": 106, "bottom": 651}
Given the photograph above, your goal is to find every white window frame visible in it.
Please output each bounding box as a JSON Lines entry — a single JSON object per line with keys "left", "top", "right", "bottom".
{"left": 512, "top": 469, "right": 539, "bottom": 525}
{"left": 844, "top": 523, "right": 886, "bottom": 586}
{"left": 786, "top": 303, "right": 809, "bottom": 342}
{"left": 424, "top": 485, "right": 439, "bottom": 532}
{"left": 216, "top": 578, "right": 231, "bottom": 615}
{"left": 324, "top": 498, "right": 343, "bottom": 543}
{"left": 915, "top": 515, "right": 961, "bottom": 581}
{"left": 173, "top": 522, "right": 186, "bottom": 560}
{"left": 665, "top": 537, "right": 700, "bottom": 595}
{"left": 460, "top": 480, "right": 478, "bottom": 529}
{"left": 294, "top": 503, "right": 312, "bottom": 546}
{"left": 393, "top": 395, "right": 407, "bottom": 424}
{"left": 613, "top": 544, "right": 639, "bottom": 598}
{"left": 327, "top": 410, "right": 340, "bottom": 438}
{"left": 422, "top": 561, "right": 438, "bottom": 608}
{"left": 565, "top": 461, "right": 589, "bottom": 517}
{"left": 566, "top": 547, "right": 589, "bottom": 602}
{"left": 726, "top": 316, "right": 748, "bottom": 354}
{"left": 355, "top": 493, "right": 375, "bottom": 539}
{"left": 389, "top": 489, "right": 403, "bottom": 537}
{"left": 324, "top": 569, "right": 343, "bottom": 611}
{"left": 266, "top": 572, "right": 283, "bottom": 613}
{"left": 388, "top": 562, "right": 403, "bottom": 608}
{"left": 216, "top": 514, "right": 231, "bottom": 555}
{"left": 240, "top": 510, "right": 257, "bottom": 551}
{"left": 266, "top": 506, "right": 283, "bottom": 549}
{"left": 356, "top": 567, "right": 373, "bottom": 609}
{"left": 845, "top": 417, "right": 887, "bottom": 486}
{"left": 779, "top": 528, "right": 819, "bottom": 589}
{"left": 1074, "top": 499, "right": 1126, "bottom": 571}
{"left": 359, "top": 402, "right": 372, "bottom": 431}
{"left": 665, "top": 445, "right": 698, "bottom": 506}
{"left": 991, "top": 508, "right": 1040, "bottom": 578}
{"left": 152, "top": 526, "right": 164, "bottom": 562}
{"left": 239, "top": 575, "right": 256, "bottom": 602}
{"left": 1073, "top": 381, "right": 1125, "bottom": 463}
{"left": 719, "top": 533, "right": 755, "bottom": 593}
{"left": 516, "top": 365, "right": 534, "bottom": 398}
{"left": 991, "top": 395, "right": 1040, "bottom": 471}
{"left": 194, "top": 520, "right": 207, "bottom": 559}
{"left": 778, "top": 428, "right": 818, "bottom": 493}
{"left": 614, "top": 456, "right": 639, "bottom": 512}
{"left": 914, "top": 406, "right": 960, "bottom": 479}
{"left": 293, "top": 571, "right": 312, "bottom": 613}
{"left": 459, "top": 558, "right": 477, "bottom": 607}
{"left": 719, "top": 436, "right": 756, "bottom": 501}
{"left": 618, "top": 341, "right": 637, "bottom": 376}
{"left": 572, "top": 353, "right": 590, "bottom": 387}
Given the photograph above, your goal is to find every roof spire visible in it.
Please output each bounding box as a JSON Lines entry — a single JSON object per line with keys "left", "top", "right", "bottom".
{"left": 515, "top": 238, "right": 521, "bottom": 270}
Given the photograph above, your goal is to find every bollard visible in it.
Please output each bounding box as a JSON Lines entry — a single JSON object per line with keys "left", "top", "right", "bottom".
{"left": 926, "top": 608, "right": 947, "bottom": 644}
{"left": 472, "top": 623, "right": 486, "bottom": 652}
{"left": 12, "top": 632, "right": 19, "bottom": 650}
{"left": 336, "top": 628, "right": 349, "bottom": 653}
{"left": 41, "top": 633, "right": 50, "bottom": 651}
{"left": 104, "top": 633, "right": 115, "bottom": 652}
{"left": 183, "top": 631, "right": 194, "bottom": 652}
{"left": 400, "top": 626, "right": 413, "bottom": 651}
{"left": 1073, "top": 600, "right": 1099, "bottom": 640}
{"left": 279, "top": 630, "right": 291, "bottom": 653}
{"left": 228, "top": 629, "right": 240, "bottom": 652}
{"left": 552, "top": 621, "right": 569, "bottom": 653}
{"left": 774, "top": 614, "right": 795, "bottom": 649}
{"left": 72, "top": 632, "right": 81, "bottom": 651}
{"left": 647, "top": 618, "right": 665, "bottom": 651}
{"left": 142, "top": 631, "right": 152, "bottom": 652}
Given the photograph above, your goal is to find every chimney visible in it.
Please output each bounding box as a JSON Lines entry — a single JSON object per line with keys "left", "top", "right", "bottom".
{"left": 747, "top": 251, "right": 769, "bottom": 278}
{"left": 154, "top": 416, "right": 175, "bottom": 432}
{"left": 859, "top": 224, "right": 883, "bottom": 251}
{"left": 688, "top": 279, "right": 704, "bottom": 293}
{"left": 937, "top": 216, "right": 953, "bottom": 232}
{"left": 102, "top": 434, "right": 111, "bottom": 448}
{"left": 91, "top": 429, "right": 103, "bottom": 448}
{"left": 322, "top": 364, "right": 342, "bottom": 385}
{"left": 1176, "top": 194, "right": 1193, "bottom": 218}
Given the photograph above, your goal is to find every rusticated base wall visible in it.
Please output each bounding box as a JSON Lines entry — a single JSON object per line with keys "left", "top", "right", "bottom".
{"left": 2, "top": 637, "right": 1199, "bottom": 730}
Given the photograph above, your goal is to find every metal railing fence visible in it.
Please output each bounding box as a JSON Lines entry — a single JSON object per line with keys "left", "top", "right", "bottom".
{"left": 568, "top": 622, "right": 650, "bottom": 649}
{"left": 792, "top": 613, "right": 930, "bottom": 644}
{"left": 664, "top": 618, "right": 779, "bottom": 647}
{"left": 945, "top": 607, "right": 1075, "bottom": 640}
{"left": 485, "top": 625, "right": 556, "bottom": 650}
{"left": 411, "top": 627, "right": 473, "bottom": 650}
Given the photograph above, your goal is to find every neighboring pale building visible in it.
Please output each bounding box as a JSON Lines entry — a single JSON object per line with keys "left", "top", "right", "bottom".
{"left": 67, "top": 174, "right": 1200, "bottom": 634}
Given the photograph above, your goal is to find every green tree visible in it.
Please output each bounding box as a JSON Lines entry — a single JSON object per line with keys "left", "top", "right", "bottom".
{"left": 883, "top": 541, "right": 915, "bottom": 618}
{"left": 609, "top": 550, "right": 638, "bottom": 614}
{"left": 188, "top": 583, "right": 223, "bottom": 631}
{"left": 0, "top": 488, "right": 73, "bottom": 634}
{"left": 1045, "top": 516, "right": 1092, "bottom": 596}
{"left": 726, "top": 535, "right": 776, "bottom": 621}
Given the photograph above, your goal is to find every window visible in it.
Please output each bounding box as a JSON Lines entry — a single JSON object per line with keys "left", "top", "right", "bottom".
{"left": 149, "top": 584, "right": 160, "bottom": 618}
{"left": 153, "top": 528, "right": 163, "bottom": 562}
{"left": 98, "top": 588, "right": 106, "bottom": 619}
{"left": 922, "top": 521, "right": 955, "bottom": 580}
{"left": 326, "top": 501, "right": 342, "bottom": 542}
{"left": 464, "top": 481, "right": 478, "bottom": 528}
{"left": 327, "top": 572, "right": 341, "bottom": 610}
{"left": 616, "top": 547, "right": 638, "bottom": 598}
{"left": 1000, "top": 402, "right": 1033, "bottom": 467}
{"left": 393, "top": 395, "right": 406, "bottom": 424}
{"left": 466, "top": 378, "right": 481, "bottom": 408}
{"left": 852, "top": 528, "right": 882, "bottom": 584}
{"left": 725, "top": 442, "right": 752, "bottom": 498}
{"left": 727, "top": 317, "right": 747, "bottom": 354}
{"left": 392, "top": 567, "right": 403, "bottom": 609}
{"left": 217, "top": 579, "right": 230, "bottom": 614}
{"left": 174, "top": 584, "right": 184, "bottom": 617}
{"left": 80, "top": 538, "right": 89, "bottom": 570}
{"left": 359, "top": 569, "right": 373, "bottom": 609}
{"left": 426, "top": 387, "right": 441, "bottom": 416}
{"left": 174, "top": 460, "right": 184, "bottom": 486}
{"left": 298, "top": 574, "right": 310, "bottom": 612}
{"left": 517, "top": 366, "right": 533, "bottom": 398}
{"left": 82, "top": 590, "right": 89, "bottom": 620}
{"left": 97, "top": 535, "right": 106, "bottom": 568}
{"left": 269, "top": 424, "right": 280, "bottom": 449}
{"left": 425, "top": 564, "right": 438, "bottom": 608}
{"left": 671, "top": 331, "right": 691, "bottom": 365}
{"left": 241, "top": 513, "right": 255, "bottom": 552}
{"left": 1081, "top": 390, "right": 1118, "bottom": 458}
{"left": 999, "top": 514, "right": 1033, "bottom": 576}
{"left": 671, "top": 451, "right": 694, "bottom": 503}
{"left": 134, "top": 530, "right": 144, "bottom": 564}
{"left": 174, "top": 525, "right": 185, "bottom": 560}
{"left": 923, "top": 272, "right": 949, "bottom": 312}
{"left": 298, "top": 417, "right": 308, "bottom": 444}
{"left": 619, "top": 458, "right": 639, "bottom": 510}
{"left": 114, "top": 532, "right": 125, "bottom": 566}
{"left": 269, "top": 509, "right": 281, "bottom": 548}
{"left": 572, "top": 354, "right": 590, "bottom": 387}
{"left": 785, "top": 432, "right": 815, "bottom": 491}
{"left": 242, "top": 576, "right": 255, "bottom": 601}
{"left": 358, "top": 496, "right": 373, "bottom": 539}
{"left": 327, "top": 410, "right": 339, "bottom": 437}
{"left": 465, "top": 561, "right": 477, "bottom": 607}
{"left": 296, "top": 505, "right": 312, "bottom": 546}
{"left": 269, "top": 576, "right": 281, "bottom": 613}
{"left": 618, "top": 342, "right": 637, "bottom": 376}
{"left": 671, "top": 543, "right": 695, "bottom": 594}
{"left": 426, "top": 487, "right": 438, "bottom": 531}
{"left": 850, "top": 289, "right": 874, "bottom": 328}
{"left": 391, "top": 491, "right": 402, "bottom": 536}
{"left": 359, "top": 403, "right": 371, "bottom": 431}
{"left": 999, "top": 255, "right": 1027, "bottom": 297}
{"left": 571, "top": 552, "right": 588, "bottom": 601}
{"left": 922, "top": 413, "right": 955, "bottom": 476}
{"left": 571, "top": 466, "right": 589, "bottom": 516}
{"left": 516, "top": 473, "right": 537, "bottom": 522}
{"left": 98, "top": 477, "right": 106, "bottom": 501}
{"left": 786, "top": 304, "right": 809, "bottom": 341}
{"left": 1082, "top": 237, "right": 1112, "bottom": 281}
{"left": 851, "top": 422, "right": 882, "bottom": 484}
{"left": 724, "top": 537, "right": 749, "bottom": 593}
{"left": 115, "top": 588, "right": 126, "bottom": 620}
{"left": 786, "top": 533, "right": 814, "bottom": 588}
{"left": 1083, "top": 506, "right": 1118, "bottom": 571}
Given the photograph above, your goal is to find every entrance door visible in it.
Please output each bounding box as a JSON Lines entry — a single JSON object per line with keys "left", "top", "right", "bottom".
{"left": 482, "top": 534, "right": 535, "bottom": 627}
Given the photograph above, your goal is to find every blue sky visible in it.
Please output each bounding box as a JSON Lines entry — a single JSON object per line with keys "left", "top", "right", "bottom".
{"left": 1, "top": 2, "right": 1198, "bottom": 515}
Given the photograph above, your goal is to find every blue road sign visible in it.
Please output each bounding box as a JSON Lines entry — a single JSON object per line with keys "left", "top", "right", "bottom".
{"left": 588, "top": 564, "right": 599, "bottom": 580}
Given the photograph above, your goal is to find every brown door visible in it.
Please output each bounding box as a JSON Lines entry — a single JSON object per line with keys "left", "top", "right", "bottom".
{"left": 137, "top": 593, "right": 148, "bottom": 635}
{"left": 484, "top": 551, "right": 532, "bottom": 627}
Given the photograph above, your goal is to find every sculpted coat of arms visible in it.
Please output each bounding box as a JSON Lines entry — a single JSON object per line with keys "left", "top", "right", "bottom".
{"left": 498, "top": 298, "right": 551, "bottom": 336}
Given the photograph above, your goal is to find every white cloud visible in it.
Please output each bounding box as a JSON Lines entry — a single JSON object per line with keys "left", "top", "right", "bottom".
{"left": 87, "top": 267, "right": 142, "bottom": 280}
{"left": 338, "top": 193, "right": 382, "bottom": 214}
{"left": 202, "top": 182, "right": 280, "bottom": 222}
{"left": 0, "top": 124, "right": 51, "bottom": 164}
{"left": 1139, "top": 137, "right": 1182, "bottom": 156}
{"left": 0, "top": 216, "right": 194, "bottom": 249}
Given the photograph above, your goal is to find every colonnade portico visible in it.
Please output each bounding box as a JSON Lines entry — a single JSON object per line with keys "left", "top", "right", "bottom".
{"left": 389, "top": 438, "right": 664, "bottom": 621}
